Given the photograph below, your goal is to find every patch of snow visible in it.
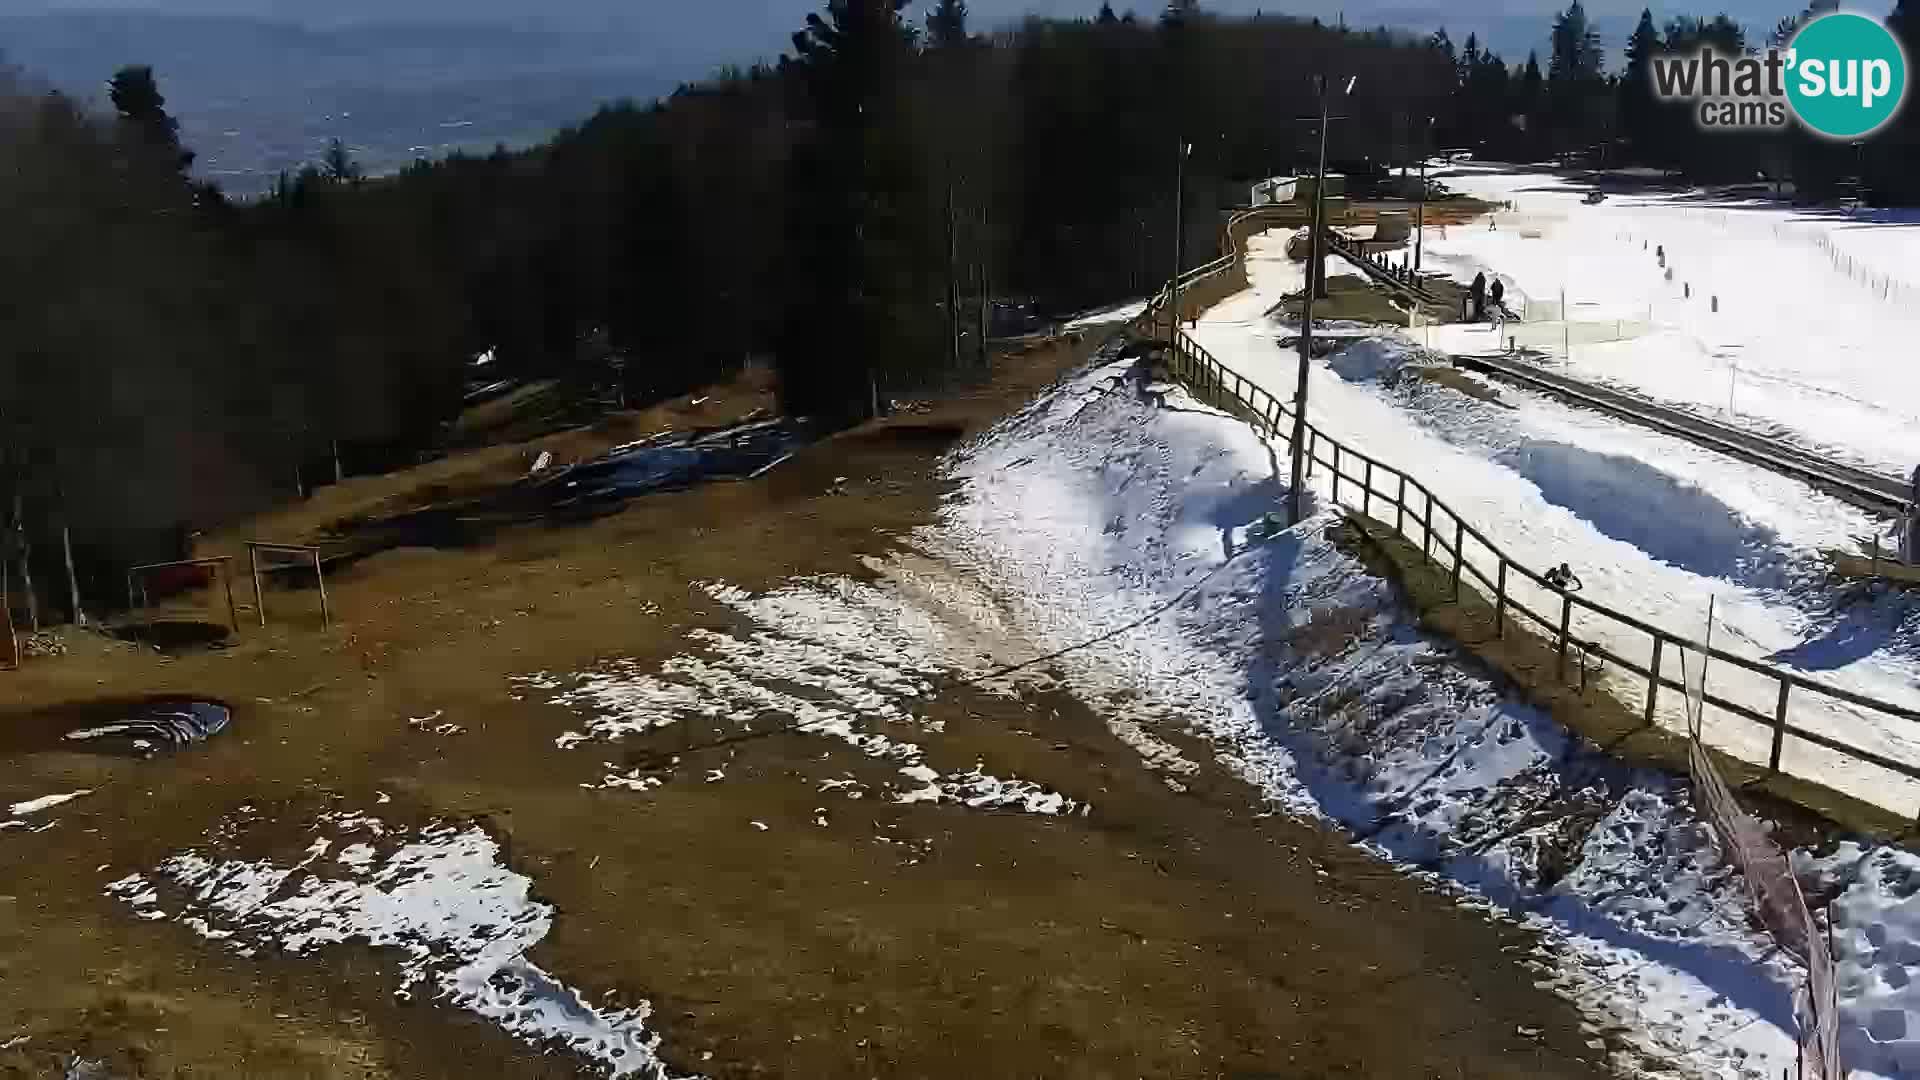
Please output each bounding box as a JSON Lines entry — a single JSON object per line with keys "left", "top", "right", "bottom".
{"left": 518, "top": 573, "right": 1092, "bottom": 819}
{"left": 897, "top": 763, "right": 1085, "bottom": 815}
{"left": 1065, "top": 299, "right": 1148, "bottom": 329}
{"left": 925, "top": 331, "right": 1831, "bottom": 1078}
{"left": 8, "top": 790, "right": 92, "bottom": 816}
{"left": 106, "top": 813, "right": 686, "bottom": 1079}
{"left": 1798, "top": 842, "right": 1920, "bottom": 1078}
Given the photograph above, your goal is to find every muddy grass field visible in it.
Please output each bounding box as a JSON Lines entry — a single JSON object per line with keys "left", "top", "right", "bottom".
{"left": 2, "top": 331, "right": 1615, "bottom": 1079}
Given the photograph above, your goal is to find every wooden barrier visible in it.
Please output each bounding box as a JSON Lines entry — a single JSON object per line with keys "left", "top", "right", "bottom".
{"left": 246, "top": 542, "right": 331, "bottom": 630}
{"left": 1159, "top": 328, "right": 1920, "bottom": 815}
{"left": 127, "top": 556, "right": 239, "bottom": 632}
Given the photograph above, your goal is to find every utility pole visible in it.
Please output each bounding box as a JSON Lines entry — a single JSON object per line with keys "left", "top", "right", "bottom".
{"left": 1168, "top": 137, "right": 1190, "bottom": 345}
{"left": 1415, "top": 115, "right": 1433, "bottom": 272}
{"left": 1301, "top": 90, "right": 1348, "bottom": 302}
{"left": 1289, "top": 74, "right": 1355, "bottom": 526}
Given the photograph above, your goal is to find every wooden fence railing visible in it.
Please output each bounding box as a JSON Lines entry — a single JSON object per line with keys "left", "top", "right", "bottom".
{"left": 1160, "top": 326, "right": 1920, "bottom": 815}
{"left": 1137, "top": 205, "right": 1301, "bottom": 334}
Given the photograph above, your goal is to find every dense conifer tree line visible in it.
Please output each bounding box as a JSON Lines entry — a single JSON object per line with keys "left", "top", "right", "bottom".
{"left": 0, "top": 0, "right": 1911, "bottom": 624}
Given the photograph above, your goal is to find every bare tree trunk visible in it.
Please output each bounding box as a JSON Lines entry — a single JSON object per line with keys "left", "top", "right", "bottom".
{"left": 60, "top": 515, "right": 84, "bottom": 627}
{"left": 13, "top": 492, "right": 36, "bottom": 634}
{"left": 945, "top": 172, "right": 960, "bottom": 375}
{"left": 977, "top": 208, "right": 991, "bottom": 367}
{"left": 1, "top": 554, "right": 14, "bottom": 668}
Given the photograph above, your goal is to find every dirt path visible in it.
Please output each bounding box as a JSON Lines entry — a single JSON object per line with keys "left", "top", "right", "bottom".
{"left": 1, "top": 333, "right": 1617, "bottom": 1078}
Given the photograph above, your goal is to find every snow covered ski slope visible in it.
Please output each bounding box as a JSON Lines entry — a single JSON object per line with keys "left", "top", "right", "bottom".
{"left": 1417, "top": 164, "right": 1920, "bottom": 481}
{"left": 1186, "top": 231, "right": 1920, "bottom": 820}
{"left": 931, "top": 330, "right": 1920, "bottom": 1080}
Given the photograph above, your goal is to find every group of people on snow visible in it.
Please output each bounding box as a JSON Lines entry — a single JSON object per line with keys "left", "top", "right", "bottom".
{"left": 1464, "top": 271, "right": 1512, "bottom": 326}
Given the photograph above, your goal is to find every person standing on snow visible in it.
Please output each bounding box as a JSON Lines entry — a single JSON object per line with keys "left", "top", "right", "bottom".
{"left": 1470, "top": 272, "right": 1487, "bottom": 322}
{"left": 1544, "top": 563, "right": 1583, "bottom": 593}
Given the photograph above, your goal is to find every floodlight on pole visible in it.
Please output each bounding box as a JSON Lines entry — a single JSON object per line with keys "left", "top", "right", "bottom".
{"left": 1287, "top": 73, "right": 1354, "bottom": 528}
{"left": 1415, "top": 115, "right": 1434, "bottom": 272}
{"left": 1168, "top": 139, "right": 1192, "bottom": 348}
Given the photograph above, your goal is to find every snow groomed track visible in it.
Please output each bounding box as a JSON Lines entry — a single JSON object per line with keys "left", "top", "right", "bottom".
{"left": 1454, "top": 350, "right": 1912, "bottom": 515}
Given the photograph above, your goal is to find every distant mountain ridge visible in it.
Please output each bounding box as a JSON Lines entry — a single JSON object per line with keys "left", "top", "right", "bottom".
{"left": 0, "top": 10, "right": 677, "bottom": 194}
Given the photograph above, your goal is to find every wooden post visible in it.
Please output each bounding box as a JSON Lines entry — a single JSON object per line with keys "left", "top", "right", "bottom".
{"left": 1557, "top": 594, "right": 1573, "bottom": 678}
{"left": 1645, "top": 637, "right": 1664, "bottom": 726}
{"left": 1494, "top": 560, "right": 1509, "bottom": 638}
{"left": 222, "top": 563, "right": 238, "bottom": 631}
{"left": 1451, "top": 521, "right": 1464, "bottom": 601}
{"left": 1769, "top": 682, "right": 1791, "bottom": 772}
{"left": 1396, "top": 476, "right": 1406, "bottom": 534}
{"left": 251, "top": 545, "right": 266, "bottom": 628}
{"left": 1332, "top": 444, "right": 1342, "bottom": 503}
{"left": 1362, "top": 460, "right": 1373, "bottom": 517}
{"left": 313, "top": 550, "right": 330, "bottom": 630}
{"left": 1422, "top": 496, "right": 1434, "bottom": 562}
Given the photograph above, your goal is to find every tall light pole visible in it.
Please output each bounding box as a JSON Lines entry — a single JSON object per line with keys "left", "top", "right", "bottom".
{"left": 1168, "top": 138, "right": 1191, "bottom": 345}
{"left": 1288, "top": 74, "right": 1354, "bottom": 526}
{"left": 1414, "top": 115, "right": 1434, "bottom": 273}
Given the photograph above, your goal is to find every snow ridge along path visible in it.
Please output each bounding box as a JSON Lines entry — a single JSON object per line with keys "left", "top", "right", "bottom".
{"left": 925, "top": 337, "right": 1920, "bottom": 1078}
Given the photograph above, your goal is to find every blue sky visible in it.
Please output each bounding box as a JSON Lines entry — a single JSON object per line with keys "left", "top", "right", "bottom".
{"left": 1, "top": 0, "right": 1811, "bottom": 72}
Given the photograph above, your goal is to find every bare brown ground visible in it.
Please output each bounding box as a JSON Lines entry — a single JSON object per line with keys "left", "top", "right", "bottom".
{"left": 2, "top": 334, "right": 1616, "bottom": 1079}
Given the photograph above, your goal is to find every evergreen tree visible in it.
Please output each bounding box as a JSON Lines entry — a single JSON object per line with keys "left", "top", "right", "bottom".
{"left": 1867, "top": 0, "right": 1919, "bottom": 199}
{"left": 1549, "top": 0, "right": 1604, "bottom": 81}
{"left": 1516, "top": 50, "right": 1546, "bottom": 148}
{"left": 1619, "top": 9, "right": 1661, "bottom": 158}
{"left": 927, "top": 0, "right": 970, "bottom": 50}
{"left": 1096, "top": 1, "right": 1119, "bottom": 24}
{"left": 107, "top": 65, "right": 193, "bottom": 174}
{"left": 321, "top": 138, "right": 363, "bottom": 184}
{"left": 780, "top": 0, "right": 926, "bottom": 420}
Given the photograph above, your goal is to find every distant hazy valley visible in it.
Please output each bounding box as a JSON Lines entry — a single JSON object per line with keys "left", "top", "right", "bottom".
{"left": 0, "top": 12, "right": 678, "bottom": 194}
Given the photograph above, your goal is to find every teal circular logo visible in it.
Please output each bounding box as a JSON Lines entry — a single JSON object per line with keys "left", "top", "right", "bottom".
{"left": 1787, "top": 12, "right": 1908, "bottom": 138}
